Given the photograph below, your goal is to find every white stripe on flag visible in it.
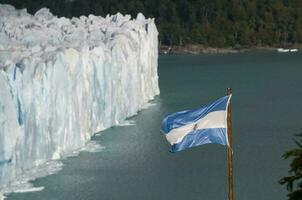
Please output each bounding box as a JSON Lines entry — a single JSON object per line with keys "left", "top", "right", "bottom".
{"left": 165, "top": 110, "right": 227, "bottom": 145}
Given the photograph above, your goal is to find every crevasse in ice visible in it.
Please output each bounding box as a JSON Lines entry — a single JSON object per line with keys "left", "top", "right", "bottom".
{"left": 0, "top": 4, "right": 159, "bottom": 187}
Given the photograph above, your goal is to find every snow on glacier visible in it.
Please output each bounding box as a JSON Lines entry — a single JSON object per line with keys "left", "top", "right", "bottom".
{"left": 0, "top": 3, "right": 159, "bottom": 192}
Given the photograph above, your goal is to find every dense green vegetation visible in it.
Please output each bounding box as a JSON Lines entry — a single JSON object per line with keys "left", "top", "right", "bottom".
{"left": 280, "top": 132, "right": 302, "bottom": 200}
{"left": 1, "top": 0, "right": 302, "bottom": 47}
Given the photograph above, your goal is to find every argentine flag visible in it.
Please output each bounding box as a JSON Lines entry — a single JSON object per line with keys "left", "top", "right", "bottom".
{"left": 161, "top": 95, "right": 232, "bottom": 153}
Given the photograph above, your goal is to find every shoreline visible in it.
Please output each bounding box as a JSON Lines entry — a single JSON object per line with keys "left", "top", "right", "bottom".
{"left": 159, "top": 44, "right": 301, "bottom": 54}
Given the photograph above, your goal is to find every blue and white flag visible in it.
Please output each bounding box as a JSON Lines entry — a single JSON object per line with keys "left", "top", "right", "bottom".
{"left": 161, "top": 95, "right": 232, "bottom": 153}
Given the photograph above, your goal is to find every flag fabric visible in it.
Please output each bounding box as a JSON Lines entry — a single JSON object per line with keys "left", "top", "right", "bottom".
{"left": 161, "top": 95, "right": 232, "bottom": 153}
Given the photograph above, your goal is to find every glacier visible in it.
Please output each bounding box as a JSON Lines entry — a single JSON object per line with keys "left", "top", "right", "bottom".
{"left": 0, "top": 3, "right": 159, "bottom": 191}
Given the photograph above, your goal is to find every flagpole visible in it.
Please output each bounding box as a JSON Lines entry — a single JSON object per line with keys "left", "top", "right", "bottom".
{"left": 227, "top": 88, "right": 233, "bottom": 200}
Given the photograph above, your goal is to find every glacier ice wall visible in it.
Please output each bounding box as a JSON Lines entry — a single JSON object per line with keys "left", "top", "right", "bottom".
{"left": 0, "top": 4, "right": 159, "bottom": 187}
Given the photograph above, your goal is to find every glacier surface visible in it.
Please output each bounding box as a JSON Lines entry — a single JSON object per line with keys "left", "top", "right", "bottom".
{"left": 0, "top": 4, "right": 159, "bottom": 191}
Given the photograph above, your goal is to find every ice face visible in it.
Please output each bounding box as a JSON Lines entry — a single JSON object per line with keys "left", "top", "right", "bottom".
{"left": 0, "top": 4, "right": 159, "bottom": 188}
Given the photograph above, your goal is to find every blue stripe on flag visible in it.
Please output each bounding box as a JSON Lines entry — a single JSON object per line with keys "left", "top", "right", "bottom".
{"left": 161, "top": 95, "right": 229, "bottom": 133}
{"left": 170, "top": 128, "right": 227, "bottom": 153}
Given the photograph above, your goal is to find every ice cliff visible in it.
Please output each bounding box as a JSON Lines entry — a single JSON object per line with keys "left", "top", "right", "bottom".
{"left": 0, "top": 4, "right": 159, "bottom": 188}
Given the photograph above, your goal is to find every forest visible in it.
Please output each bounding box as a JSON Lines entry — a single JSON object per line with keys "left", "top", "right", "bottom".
{"left": 1, "top": 0, "right": 302, "bottom": 48}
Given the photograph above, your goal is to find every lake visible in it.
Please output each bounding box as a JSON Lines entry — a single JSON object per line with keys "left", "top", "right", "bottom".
{"left": 7, "top": 51, "right": 302, "bottom": 200}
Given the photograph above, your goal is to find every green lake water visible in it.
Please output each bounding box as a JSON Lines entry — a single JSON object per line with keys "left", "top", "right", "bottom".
{"left": 7, "top": 51, "right": 302, "bottom": 200}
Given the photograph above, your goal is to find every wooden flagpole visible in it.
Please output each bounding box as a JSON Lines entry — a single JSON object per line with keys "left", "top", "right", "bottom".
{"left": 227, "top": 88, "right": 233, "bottom": 200}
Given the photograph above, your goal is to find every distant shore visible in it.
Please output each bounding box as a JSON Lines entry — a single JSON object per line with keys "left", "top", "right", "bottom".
{"left": 159, "top": 44, "right": 301, "bottom": 54}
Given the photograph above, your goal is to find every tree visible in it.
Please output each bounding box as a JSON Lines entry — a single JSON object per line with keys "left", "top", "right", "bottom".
{"left": 279, "top": 132, "right": 302, "bottom": 200}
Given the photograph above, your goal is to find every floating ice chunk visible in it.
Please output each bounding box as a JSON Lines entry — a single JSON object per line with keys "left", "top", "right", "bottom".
{"left": 82, "top": 141, "right": 105, "bottom": 153}
{"left": 141, "top": 102, "right": 157, "bottom": 110}
{"left": 11, "top": 186, "right": 44, "bottom": 193}
{"left": 118, "top": 120, "right": 136, "bottom": 126}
